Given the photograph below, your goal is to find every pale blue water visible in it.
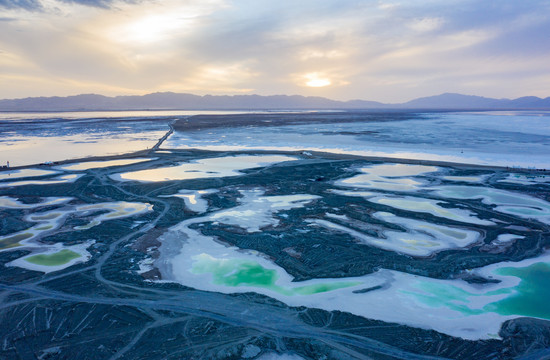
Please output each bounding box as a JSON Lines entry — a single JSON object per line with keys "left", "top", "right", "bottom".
{"left": 165, "top": 111, "right": 550, "bottom": 168}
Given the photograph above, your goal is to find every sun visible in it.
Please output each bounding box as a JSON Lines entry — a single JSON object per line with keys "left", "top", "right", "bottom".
{"left": 304, "top": 73, "right": 331, "bottom": 87}
{"left": 306, "top": 78, "right": 331, "bottom": 87}
{"left": 121, "top": 14, "right": 184, "bottom": 44}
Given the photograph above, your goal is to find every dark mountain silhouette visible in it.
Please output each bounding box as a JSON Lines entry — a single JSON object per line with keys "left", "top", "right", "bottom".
{"left": 0, "top": 92, "right": 549, "bottom": 111}
{"left": 397, "top": 93, "right": 550, "bottom": 109}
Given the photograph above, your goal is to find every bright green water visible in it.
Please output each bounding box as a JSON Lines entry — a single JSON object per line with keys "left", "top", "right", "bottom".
{"left": 293, "top": 282, "right": 359, "bottom": 295}
{"left": 484, "top": 262, "right": 550, "bottom": 319}
{"left": 404, "top": 282, "right": 484, "bottom": 316}
{"left": 25, "top": 249, "right": 81, "bottom": 266}
{"left": 192, "top": 256, "right": 360, "bottom": 295}
{"left": 407, "top": 261, "right": 550, "bottom": 320}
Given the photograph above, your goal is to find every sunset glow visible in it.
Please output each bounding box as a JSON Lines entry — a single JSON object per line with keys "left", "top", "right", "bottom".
{"left": 305, "top": 73, "right": 331, "bottom": 88}
{"left": 0, "top": 1, "right": 549, "bottom": 101}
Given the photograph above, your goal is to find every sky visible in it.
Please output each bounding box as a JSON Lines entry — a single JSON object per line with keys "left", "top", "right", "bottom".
{"left": 1, "top": 0, "right": 549, "bottom": 102}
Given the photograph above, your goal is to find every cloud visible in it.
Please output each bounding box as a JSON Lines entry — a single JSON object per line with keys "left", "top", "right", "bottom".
{"left": 0, "top": 0, "right": 42, "bottom": 11}
{"left": 409, "top": 17, "right": 444, "bottom": 32}
{"left": 59, "top": 0, "right": 113, "bottom": 8}
{"left": 0, "top": 0, "right": 549, "bottom": 101}
{"left": 58, "top": 0, "right": 139, "bottom": 9}
{"left": 0, "top": 0, "right": 139, "bottom": 11}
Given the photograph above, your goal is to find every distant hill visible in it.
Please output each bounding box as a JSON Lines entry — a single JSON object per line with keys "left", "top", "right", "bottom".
{"left": 397, "top": 93, "right": 550, "bottom": 109}
{"left": 0, "top": 92, "right": 549, "bottom": 111}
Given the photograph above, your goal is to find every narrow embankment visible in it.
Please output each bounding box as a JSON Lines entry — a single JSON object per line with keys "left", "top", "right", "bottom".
{"left": 151, "top": 120, "right": 175, "bottom": 151}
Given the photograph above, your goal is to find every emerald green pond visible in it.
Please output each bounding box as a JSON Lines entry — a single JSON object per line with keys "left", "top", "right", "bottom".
{"left": 407, "top": 260, "right": 550, "bottom": 321}
{"left": 25, "top": 250, "right": 81, "bottom": 266}
{"left": 485, "top": 262, "right": 550, "bottom": 319}
{"left": 192, "top": 256, "right": 360, "bottom": 296}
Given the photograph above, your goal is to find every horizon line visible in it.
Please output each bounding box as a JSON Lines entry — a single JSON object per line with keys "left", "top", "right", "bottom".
{"left": 1, "top": 91, "right": 550, "bottom": 105}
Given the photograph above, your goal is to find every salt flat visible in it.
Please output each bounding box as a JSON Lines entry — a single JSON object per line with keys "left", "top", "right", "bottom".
{"left": 1, "top": 111, "right": 549, "bottom": 359}
{"left": 166, "top": 111, "right": 550, "bottom": 169}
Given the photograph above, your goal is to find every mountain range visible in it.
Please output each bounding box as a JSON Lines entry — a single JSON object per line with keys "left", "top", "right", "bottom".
{"left": 1, "top": 92, "right": 549, "bottom": 111}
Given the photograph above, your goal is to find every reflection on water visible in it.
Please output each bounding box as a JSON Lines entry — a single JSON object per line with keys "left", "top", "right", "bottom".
{"left": 0, "top": 168, "right": 59, "bottom": 181}
{"left": 369, "top": 195, "right": 494, "bottom": 225}
{"left": 0, "top": 115, "right": 172, "bottom": 167}
{"left": 208, "top": 190, "right": 319, "bottom": 232}
{"left": 0, "top": 196, "right": 72, "bottom": 209}
{"left": 336, "top": 164, "right": 437, "bottom": 192}
{"left": 309, "top": 211, "right": 480, "bottom": 257}
{"left": 443, "top": 175, "right": 487, "bottom": 183}
{"left": 74, "top": 201, "right": 153, "bottom": 229}
{"left": 111, "top": 155, "right": 298, "bottom": 182}
{"left": 359, "top": 163, "right": 439, "bottom": 177}
{"left": 0, "top": 174, "right": 83, "bottom": 188}
{"left": 433, "top": 185, "right": 550, "bottom": 224}
{"left": 0, "top": 134, "right": 164, "bottom": 167}
{"left": 160, "top": 189, "right": 216, "bottom": 213}
{"left": 0, "top": 200, "right": 152, "bottom": 251}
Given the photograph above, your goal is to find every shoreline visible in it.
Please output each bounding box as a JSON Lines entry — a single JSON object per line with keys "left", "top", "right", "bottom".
{"left": 1, "top": 147, "right": 549, "bottom": 175}
{"left": 3, "top": 111, "right": 550, "bottom": 173}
